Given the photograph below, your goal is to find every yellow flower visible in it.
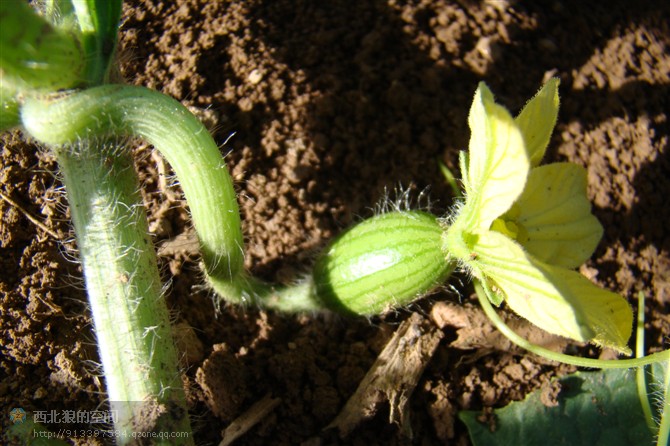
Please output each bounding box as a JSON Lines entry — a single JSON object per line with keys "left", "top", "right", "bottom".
{"left": 444, "top": 79, "right": 632, "bottom": 354}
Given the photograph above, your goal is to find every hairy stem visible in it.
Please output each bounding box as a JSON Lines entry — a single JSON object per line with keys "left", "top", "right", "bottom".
{"left": 21, "top": 85, "right": 246, "bottom": 302}
{"left": 635, "top": 292, "right": 657, "bottom": 431}
{"left": 657, "top": 361, "right": 670, "bottom": 446}
{"left": 228, "top": 275, "right": 325, "bottom": 313}
{"left": 55, "top": 140, "right": 192, "bottom": 444}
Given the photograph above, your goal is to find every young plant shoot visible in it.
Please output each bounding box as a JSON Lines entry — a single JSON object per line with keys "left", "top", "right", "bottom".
{"left": 5, "top": 0, "right": 664, "bottom": 443}
{"left": 2, "top": 2, "right": 194, "bottom": 443}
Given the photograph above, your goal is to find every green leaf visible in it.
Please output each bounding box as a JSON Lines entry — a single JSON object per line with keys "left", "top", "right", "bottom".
{"left": 0, "top": 86, "right": 20, "bottom": 131}
{"left": 511, "top": 163, "right": 604, "bottom": 269}
{"left": 515, "top": 78, "right": 560, "bottom": 166}
{"left": 465, "top": 82, "right": 529, "bottom": 230}
{"left": 72, "top": 0, "right": 122, "bottom": 84}
{"left": 0, "top": 0, "right": 85, "bottom": 91}
{"left": 460, "top": 368, "right": 655, "bottom": 446}
{"left": 86, "top": 0, "right": 123, "bottom": 45}
{"left": 6, "top": 414, "right": 71, "bottom": 445}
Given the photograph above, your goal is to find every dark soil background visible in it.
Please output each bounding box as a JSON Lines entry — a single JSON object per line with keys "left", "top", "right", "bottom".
{"left": 1, "top": 0, "right": 669, "bottom": 445}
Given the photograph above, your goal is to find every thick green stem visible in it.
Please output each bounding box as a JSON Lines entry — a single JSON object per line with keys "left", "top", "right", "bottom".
{"left": 21, "top": 85, "right": 246, "bottom": 302}
{"left": 55, "top": 140, "right": 192, "bottom": 444}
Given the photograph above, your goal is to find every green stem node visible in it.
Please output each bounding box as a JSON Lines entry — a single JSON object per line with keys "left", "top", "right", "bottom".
{"left": 20, "top": 85, "right": 245, "bottom": 301}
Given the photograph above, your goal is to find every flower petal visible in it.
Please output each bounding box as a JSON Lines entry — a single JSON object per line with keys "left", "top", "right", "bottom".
{"left": 513, "top": 163, "right": 604, "bottom": 268}
{"left": 465, "top": 82, "right": 529, "bottom": 230}
{"left": 515, "top": 78, "right": 560, "bottom": 166}
{"left": 469, "top": 230, "right": 632, "bottom": 354}
{"left": 468, "top": 230, "right": 590, "bottom": 341}
{"left": 541, "top": 266, "right": 633, "bottom": 354}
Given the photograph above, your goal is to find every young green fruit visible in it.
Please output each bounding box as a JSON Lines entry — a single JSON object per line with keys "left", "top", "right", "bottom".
{"left": 313, "top": 210, "right": 453, "bottom": 315}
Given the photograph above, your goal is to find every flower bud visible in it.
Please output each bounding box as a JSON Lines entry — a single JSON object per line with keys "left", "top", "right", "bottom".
{"left": 313, "top": 211, "right": 452, "bottom": 315}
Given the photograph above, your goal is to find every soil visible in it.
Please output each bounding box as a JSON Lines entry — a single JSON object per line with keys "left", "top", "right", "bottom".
{"left": 2, "top": 0, "right": 669, "bottom": 445}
